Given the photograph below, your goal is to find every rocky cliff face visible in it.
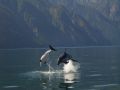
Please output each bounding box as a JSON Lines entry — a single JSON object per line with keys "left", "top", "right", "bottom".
{"left": 0, "top": 0, "right": 120, "bottom": 48}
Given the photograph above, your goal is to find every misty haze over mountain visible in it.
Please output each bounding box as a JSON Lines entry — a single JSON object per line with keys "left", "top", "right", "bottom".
{"left": 0, "top": 0, "right": 120, "bottom": 48}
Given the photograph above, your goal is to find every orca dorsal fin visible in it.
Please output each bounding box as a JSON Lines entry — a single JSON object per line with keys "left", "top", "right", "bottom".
{"left": 49, "top": 45, "right": 56, "bottom": 51}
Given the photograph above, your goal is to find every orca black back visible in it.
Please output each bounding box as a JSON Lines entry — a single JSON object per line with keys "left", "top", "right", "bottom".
{"left": 57, "top": 51, "right": 72, "bottom": 65}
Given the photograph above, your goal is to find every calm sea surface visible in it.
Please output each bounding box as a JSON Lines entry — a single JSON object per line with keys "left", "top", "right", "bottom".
{"left": 0, "top": 47, "right": 120, "bottom": 90}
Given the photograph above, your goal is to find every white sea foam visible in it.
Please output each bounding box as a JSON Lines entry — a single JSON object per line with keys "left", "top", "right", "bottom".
{"left": 63, "top": 60, "right": 80, "bottom": 73}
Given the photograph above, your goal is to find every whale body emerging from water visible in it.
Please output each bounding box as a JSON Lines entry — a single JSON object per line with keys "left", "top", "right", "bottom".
{"left": 57, "top": 51, "right": 79, "bottom": 65}
{"left": 40, "top": 45, "right": 56, "bottom": 64}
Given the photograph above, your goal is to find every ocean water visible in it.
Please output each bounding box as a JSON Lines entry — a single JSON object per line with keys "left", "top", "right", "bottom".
{"left": 0, "top": 47, "right": 120, "bottom": 90}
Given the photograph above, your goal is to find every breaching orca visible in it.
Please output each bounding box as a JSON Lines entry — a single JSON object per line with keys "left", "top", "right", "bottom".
{"left": 57, "top": 52, "right": 69, "bottom": 65}
{"left": 57, "top": 51, "right": 78, "bottom": 65}
{"left": 40, "top": 45, "right": 56, "bottom": 64}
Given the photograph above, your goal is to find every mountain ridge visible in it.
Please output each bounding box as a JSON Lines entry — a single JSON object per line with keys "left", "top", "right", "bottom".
{"left": 0, "top": 0, "right": 120, "bottom": 48}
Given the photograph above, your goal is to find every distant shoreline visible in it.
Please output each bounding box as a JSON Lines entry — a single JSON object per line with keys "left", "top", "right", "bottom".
{"left": 0, "top": 45, "right": 120, "bottom": 50}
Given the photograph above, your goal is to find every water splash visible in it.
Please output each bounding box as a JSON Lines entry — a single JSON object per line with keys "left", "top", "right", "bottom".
{"left": 46, "top": 63, "right": 54, "bottom": 72}
{"left": 63, "top": 60, "right": 80, "bottom": 73}
{"left": 40, "top": 60, "right": 55, "bottom": 73}
{"left": 40, "top": 62, "right": 42, "bottom": 67}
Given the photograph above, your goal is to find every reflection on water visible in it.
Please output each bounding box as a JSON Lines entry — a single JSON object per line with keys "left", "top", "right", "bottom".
{"left": 64, "top": 73, "right": 76, "bottom": 83}
{"left": 0, "top": 47, "right": 120, "bottom": 90}
{"left": 59, "top": 72, "right": 80, "bottom": 89}
{"left": 23, "top": 70, "right": 80, "bottom": 90}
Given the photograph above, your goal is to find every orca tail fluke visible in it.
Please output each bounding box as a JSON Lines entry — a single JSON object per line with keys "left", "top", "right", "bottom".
{"left": 49, "top": 45, "right": 56, "bottom": 51}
